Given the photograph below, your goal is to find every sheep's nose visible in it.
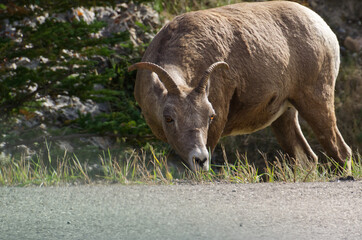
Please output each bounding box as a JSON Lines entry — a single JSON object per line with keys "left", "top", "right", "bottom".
{"left": 188, "top": 147, "right": 209, "bottom": 171}
{"left": 195, "top": 157, "right": 207, "bottom": 168}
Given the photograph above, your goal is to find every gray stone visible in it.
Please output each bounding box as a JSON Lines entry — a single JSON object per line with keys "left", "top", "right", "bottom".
{"left": 344, "top": 36, "right": 362, "bottom": 52}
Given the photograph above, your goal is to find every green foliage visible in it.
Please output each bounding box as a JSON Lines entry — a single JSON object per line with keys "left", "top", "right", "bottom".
{"left": 0, "top": 0, "right": 147, "bottom": 18}
{"left": 2, "top": 19, "right": 108, "bottom": 109}
{"left": 0, "top": 1, "right": 155, "bottom": 146}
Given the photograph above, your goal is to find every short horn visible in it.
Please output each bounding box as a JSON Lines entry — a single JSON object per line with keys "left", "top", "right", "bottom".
{"left": 196, "top": 61, "right": 229, "bottom": 93}
{"left": 128, "top": 62, "right": 181, "bottom": 95}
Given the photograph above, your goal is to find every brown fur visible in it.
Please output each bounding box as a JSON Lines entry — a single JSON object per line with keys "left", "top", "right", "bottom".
{"left": 132, "top": 1, "right": 351, "bottom": 171}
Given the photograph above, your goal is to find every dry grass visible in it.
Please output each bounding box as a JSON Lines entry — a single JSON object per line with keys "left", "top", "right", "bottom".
{"left": 0, "top": 144, "right": 360, "bottom": 186}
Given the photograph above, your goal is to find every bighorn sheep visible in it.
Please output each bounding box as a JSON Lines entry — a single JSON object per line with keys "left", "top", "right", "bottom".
{"left": 129, "top": 1, "right": 351, "bottom": 171}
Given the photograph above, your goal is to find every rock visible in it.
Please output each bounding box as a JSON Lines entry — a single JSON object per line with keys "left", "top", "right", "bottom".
{"left": 344, "top": 36, "right": 362, "bottom": 52}
{"left": 39, "top": 56, "right": 49, "bottom": 64}
{"left": 36, "top": 15, "right": 47, "bottom": 24}
{"left": 42, "top": 95, "right": 106, "bottom": 121}
{"left": 15, "top": 56, "right": 39, "bottom": 69}
{"left": 92, "top": 6, "right": 118, "bottom": 22}
{"left": 16, "top": 145, "right": 36, "bottom": 158}
{"left": 87, "top": 136, "right": 113, "bottom": 150}
{"left": 336, "top": 27, "right": 346, "bottom": 36}
{"left": 70, "top": 7, "right": 95, "bottom": 24}
{"left": 9, "top": 63, "right": 17, "bottom": 70}
{"left": 309, "top": 0, "right": 318, "bottom": 9}
{"left": 0, "top": 151, "right": 9, "bottom": 160}
{"left": 57, "top": 140, "right": 74, "bottom": 152}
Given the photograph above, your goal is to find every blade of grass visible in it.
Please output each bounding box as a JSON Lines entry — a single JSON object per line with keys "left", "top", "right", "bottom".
{"left": 72, "top": 154, "right": 90, "bottom": 183}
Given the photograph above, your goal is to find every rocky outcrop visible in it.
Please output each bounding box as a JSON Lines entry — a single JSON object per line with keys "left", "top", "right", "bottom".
{"left": 0, "top": 2, "right": 161, "bottom": 159}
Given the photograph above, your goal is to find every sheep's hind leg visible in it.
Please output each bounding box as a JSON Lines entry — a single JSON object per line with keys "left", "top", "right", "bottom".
{"left": 293, "top": 99, "right": 351, "bottom": 172}
{"left": 271, "top": 107, "right": 318, "bottom": 164}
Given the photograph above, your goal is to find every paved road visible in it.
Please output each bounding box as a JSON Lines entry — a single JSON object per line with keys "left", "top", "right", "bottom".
{"left": 1, "top": 181, "right": 361, "bottom": 240}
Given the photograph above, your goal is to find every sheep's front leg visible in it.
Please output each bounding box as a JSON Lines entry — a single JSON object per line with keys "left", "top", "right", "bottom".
{"left": 271, "top": 107, "right": 318, "bottom": 164}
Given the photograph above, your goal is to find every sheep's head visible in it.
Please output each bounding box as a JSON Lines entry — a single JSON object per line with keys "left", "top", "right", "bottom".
{"left": 129, "top": 61, "right": 229, "bottom": 171}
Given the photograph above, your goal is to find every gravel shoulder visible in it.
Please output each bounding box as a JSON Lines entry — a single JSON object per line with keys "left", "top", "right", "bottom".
{"left": 1, "top": 181, "right": 361, "bottom": 240}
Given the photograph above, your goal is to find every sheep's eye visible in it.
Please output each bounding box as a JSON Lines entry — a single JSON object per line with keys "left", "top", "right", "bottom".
{"left": 210, "top": 114, "right": 215, "bottom": 122}
{"left": 164, "top": 116, "right": 173, "bottom": 123}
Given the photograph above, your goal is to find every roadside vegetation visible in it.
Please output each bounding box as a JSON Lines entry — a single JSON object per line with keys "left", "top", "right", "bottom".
{"left": 0, "top": 144, "right": 360, "bottom": 186}
{"left": 0, "top": 0, "right": 361, "bottom": 186}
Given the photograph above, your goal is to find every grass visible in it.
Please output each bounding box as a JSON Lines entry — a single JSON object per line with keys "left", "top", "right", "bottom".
{"left": 0, "top": 143, "right": 360, "bottom": 186}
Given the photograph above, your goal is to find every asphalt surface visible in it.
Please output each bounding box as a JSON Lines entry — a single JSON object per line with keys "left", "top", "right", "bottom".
{"left": 1, "top": 181, "right": 361, "bottom": 240}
